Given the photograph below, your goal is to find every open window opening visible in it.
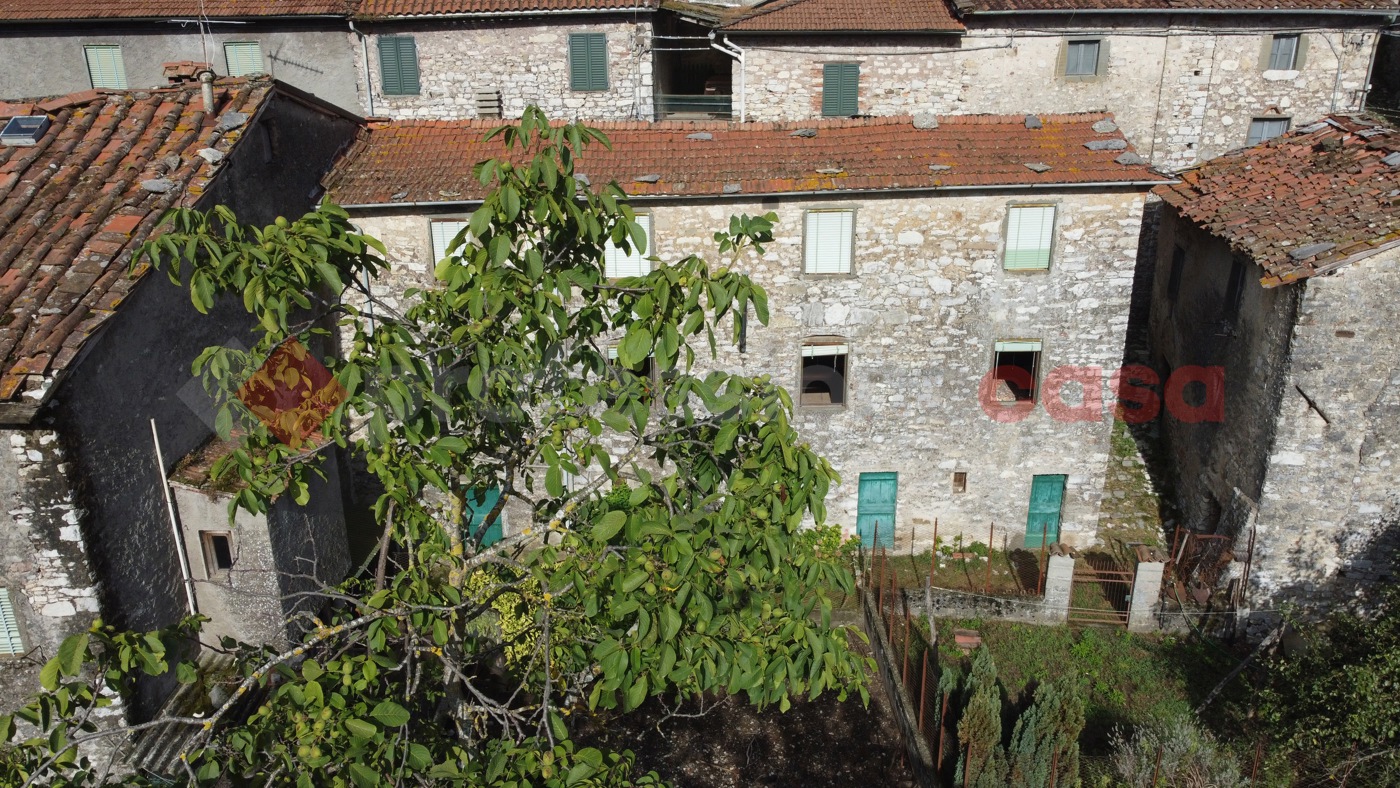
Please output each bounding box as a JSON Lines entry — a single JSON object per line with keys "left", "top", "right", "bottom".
{"left": 800, "top": 338, "right": 848, "bottom": 407}
{"left": 992, "top": 340, "right": 1042, "bottom": 403}
{"left": 952, "top": 472, "right": 968, "bottom": 494}
{"left": 201, "top": 531, "right": 234, "bottom": 575}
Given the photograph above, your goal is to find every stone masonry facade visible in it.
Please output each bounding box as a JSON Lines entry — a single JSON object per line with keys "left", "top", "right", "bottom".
{"left": 731, "top": 19, "right": 1378, "bottom": 169}
{"left": 355, "top": 17, "right": 654, "bottom": 121}
{"left": 351, "top": 187, "right": 1148, "bottom": 551}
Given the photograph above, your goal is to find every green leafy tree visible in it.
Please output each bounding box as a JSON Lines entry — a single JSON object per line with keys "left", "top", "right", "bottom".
{"left": 1006, "top": 678, "right": 1083, "bottom": 787}
{"left": 955, "top": 647, "right": 1007, "bottom": 788}
{"left": 0, "top": 109, "right": 869, "bottom": 786}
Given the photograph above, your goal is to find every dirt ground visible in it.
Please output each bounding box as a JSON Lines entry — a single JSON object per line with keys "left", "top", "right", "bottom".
{"left": 574, "top": 687, "right": 916, "bottom": 787}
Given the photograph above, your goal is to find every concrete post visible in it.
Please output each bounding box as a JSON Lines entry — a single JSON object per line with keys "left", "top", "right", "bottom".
{"left": 1041, "top": 554, "right": 1074, "bottom": 624}
{"left": 1128, "top": 561, "right": 1165, "bottom": 632}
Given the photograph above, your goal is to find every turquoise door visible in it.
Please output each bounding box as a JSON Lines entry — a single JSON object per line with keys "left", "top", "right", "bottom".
{"left": 1025, "top": 474, "right": 1066, "bottom": 548}
{"left": 465, "top": 487, "right": 503, "bottom": 548}
{"left": 856, "top": 472, "right": 898, "bottom": 548}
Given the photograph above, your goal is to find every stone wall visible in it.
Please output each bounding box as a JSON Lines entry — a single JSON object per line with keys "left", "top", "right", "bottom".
{"left": 355, "top": 17, "right": 653, "bottom": 121}
{"left": 350, "top": 184, "right": 1149, "bottom": 551}
{"left": 731, "top": 18, "right": 1379, "bottom": 169}
{"left": 1245, "top": 248, "right": 1400, "bottom": 627}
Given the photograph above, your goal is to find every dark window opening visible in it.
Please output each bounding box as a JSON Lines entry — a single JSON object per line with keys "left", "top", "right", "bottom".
{"left": 203, "top": 532, "right": 233, "bottom": 573}
{"left": 1223, "top": 258, "right": 1248, "bottom": 323}
{"left": 992, "top": 343, "right": 1042, "bottom": 402}
{"left": 952, "top": 472, "right": 968, "bottom": 493}
{"left": 801, "top": 341, "right": 848, "bottom": 406}
{"left": 1168, "top": 245, "right": 1186, "bottom": 305}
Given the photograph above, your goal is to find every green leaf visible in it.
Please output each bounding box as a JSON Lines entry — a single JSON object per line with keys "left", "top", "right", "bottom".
{"left": 347, "top": 762, "right": 381, "bottom": 788}
{"left": 302, "top": 660, "right": 324, "bottom": 681}
{"left": 660, "top": 605, "right": 681, "bottom": 642}
{"left": 39, "top": 659, "right": 60, "bottom": 691}
{"left": 371, "top": 700, "right": 411, "bottom": 728}
{"left": 625, "top": 674, "right": 648, "bottom": 710}
{"left": 594, "top": 510, "right": 626, "bottom": 541}
{"left": 57, "top": 633, "right": 88, "bottom": 677}
{"left": 344, "top": 717, "right": 377, "bottom": 740}
{"left": 617, "top": 325, "right": 652, "bottom": 368}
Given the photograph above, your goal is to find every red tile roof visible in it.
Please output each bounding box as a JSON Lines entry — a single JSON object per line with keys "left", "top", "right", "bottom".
{"left": 0, "top": 1, "right": 347, "bottom": 20}
{"left": 355, "top": 0, "right": 655, "bottom": 16}
{"left": 323, "top": 113, "right": 1167, "bottom": 206}
{"left": 723, "top": 0, "right": 963, "bottom": 32}
{"left": 1155, "top": 115, "right": 1400, "bottom": 287}
{"left": 0, "top": 79, "right": 277, "bottom": 402}
{"left": 958, "top": 0, "right": 1395, "bottom": 12}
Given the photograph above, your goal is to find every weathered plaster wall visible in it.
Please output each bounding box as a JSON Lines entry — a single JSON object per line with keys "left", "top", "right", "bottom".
{"left": 0, "top": 23, "right": 361, "bottom": 112}
{"left": 355, "top": 17, "right": 653, "bottom": 121}
{"left": 1246, "top": 249, "right": 1400, "bottom": 623}
{"left": 350, "top": 186, "right": 1147, "bottom": 551}
{"left": 733, "top": 18, "right": 1378, "bottom": 169}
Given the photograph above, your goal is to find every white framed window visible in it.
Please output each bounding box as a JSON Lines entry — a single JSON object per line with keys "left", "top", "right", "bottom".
{"left": 1247, "top": 117, "right": 1290, "bottom": 146}
{"left": 800, "top": 337, "right": 849, "bottom": 406}
{"left": 604, "top": 213, "right": 652, "bottom": 278}
{"left": 430, "top": 219, "right": 470, "bottom": 262}
{"left": 1003, "top": 205, "right": 1056, "bottom": 270}
{"left": 201, "top": 531, "right": 234, "bottom": 577}
{"left": 803, "top": 209, "right": 854, "bottom": 275}
{"left": 224, "top": 41, "right": 264, "bottom": 77}
{"left": 0, "top": 589, "right": 24, "bottom": 656}
{"left": 84, "top": 45, "right": 127, "bottom": 90}
{"left": 1264, "top": 34, "right": 1305, "bottom": 71}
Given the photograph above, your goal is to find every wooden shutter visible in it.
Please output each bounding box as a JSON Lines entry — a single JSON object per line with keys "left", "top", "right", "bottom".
{"left": 570, "top": 33, "right": 608, "bottom": 91}
{"left": 804, "top": 210, "right": 854, "bottom": 274}
{"left": 223, "top": 41, "right": 263, "bottom": 77}
{"left": 379, "top": 37, "right": 420, "bottom": 96}
{"left": 1003, "top": 205, "right": 1056, "bottom": 270}
{"left": 84, "top": 45, "right": 127, "bottom": 90}
{"left": 822, "top": 63, "right": 858, "bottom": 117}
{"left": 604, "top": 213, "right": 652, "bottom": 278}
{"left": 0, "top": 589, "right": 23, "bottom": 655}
{"left": 431, "top": 220, "right": 470, "bottom": 261}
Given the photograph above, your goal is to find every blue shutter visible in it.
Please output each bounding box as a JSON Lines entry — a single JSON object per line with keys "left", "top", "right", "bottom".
{"left": 465, "top": 488, "right": 504, "bottom": 548}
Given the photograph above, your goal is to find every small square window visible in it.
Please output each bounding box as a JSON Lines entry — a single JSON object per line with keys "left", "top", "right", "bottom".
{"left": 604, "top": 214, "right": 652, "bottom": 278}
{"left": 992, "top": 340, "right": 1042, "bottom": 403}
{"left": 1065, "top": 40, "right": 1100, "bottom": 76}
{"left": 800, "top": 338, "right": 848, "bottom": 407}
{"left": 569, "top": 33, "right": 609, "bottom": 92}
{"left": 952, "top": 472, "right": 968, "bottom": 494}
{"left": 430, "top": 219, "right": 470, "bottom": 262}
{"left": 84, "top": 45, "right": 127, "bottom": 90}
{"left": 1003, "top": 205, "right": 1056, "bottom": 270}
{"left": 224, "top": 41, "right": 263, "bottom": 77}
{"left": 201, "top": 532, "right": 234, "bottom": 575}
{"left": 1268, "top": 34, "right": 1300, "bottom": 70}
{"left": 803, "top": 209, "right": 854, "bottom": 275}
{"left": 1247, "top": 117, "right": 1290, "bottom": 146}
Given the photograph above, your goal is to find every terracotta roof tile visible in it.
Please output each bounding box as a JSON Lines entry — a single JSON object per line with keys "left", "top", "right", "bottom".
{"left": 0, "top": 1, "right": 347, "bottom": 20}
{"left": 323, "top": 112, "right": 1167, "bottom": 206}
{"left": 356, "top": 0, "right": 655, "bottom": 16}
{"left": 723, "top": 0, "right": 963, "bottom": 32}
{"left": 959, "top": 0, "right": 1395, "bottom": 12}
{"left": 0, "top": 78, "right": 277, "bottom": 401}
{"left": 1154, "top": 115, "right": 1400, "bottom": 286}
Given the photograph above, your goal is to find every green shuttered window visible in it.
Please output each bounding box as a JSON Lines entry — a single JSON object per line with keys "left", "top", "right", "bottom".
{"left": 430, "top": 219, "right": 469, "bottom": 262}
{"left": 224, "top": 41, "right": 264, "bottom": 77}
{"left": 84, "top": 45, "right": 127, "bottom": 90}
{"left": 1003, "top": 205, "right": 1056, "bottom": 270}
{"left": 604, "top": 214, "right": 652, "bottom": 278}
{"left": 569, "top": 33, "right": 609, "bottom": 92}
{"left": 378, "top": 36, "right": 421, "bottom": 96}
{"left": 804, "top": 210, "right": 854, "bottom": 275}
{"left": 0, "top": 589, "right": 23, "bottom": 656}
{"left": 821, "top": 63, "right": 859, "bottom": 117}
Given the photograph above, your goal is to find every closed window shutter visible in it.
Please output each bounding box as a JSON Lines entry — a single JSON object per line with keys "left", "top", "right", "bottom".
{"left": 224, "top": 41, "right": 263, "bottom": 77}
{"left": 822, "top": 63, "right": 858, "bottom": 117}
{"left": 431, "top": 220, "right": 469, "bottom": 261}
{"left": 570, "top": 33, "right": 608, "bottom": 91}
{"left": 1003, "top": 205, "right": 1056, "bottom": 270}
{"left": 604, "top": 214, "right": 652, "bottom": 278}
{"left": 804, "top": 210, "right": 854, "bottom": 274}
{"left": 379, "top": 37, "right": 419, "bottom": 96}
{"left": 802, "top": 342, "right": 849, "bottom": 357}
{"left": 0, "top": 589, "right": 23, "bottom": 655}
{"left": 84, "top": 45, "right": 127, "bottom": 90}
{"left": 1269, "top": 35, "right": 1298, "bottom": 70}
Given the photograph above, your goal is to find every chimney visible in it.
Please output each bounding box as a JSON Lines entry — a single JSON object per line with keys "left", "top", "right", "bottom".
{"left": 198, "top": 69, "right": 216, "bottom": 113}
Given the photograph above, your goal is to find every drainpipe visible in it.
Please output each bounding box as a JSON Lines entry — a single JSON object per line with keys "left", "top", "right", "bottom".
{"left": 349, "top": 19, "right": 376, "bottom": 117}
{"left": 709, "top": 31, "right": 745, "bottom": 123}
{"left": 197, "top": 68, "right": 216, "bottom": 113}
{"left": 151, "top": 420, "right": 199, "bottom": 618}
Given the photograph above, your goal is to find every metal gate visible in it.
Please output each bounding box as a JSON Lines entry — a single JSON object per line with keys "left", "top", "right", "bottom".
{"left": 1067, "top": 552, "right": 1134, "bottom": 627}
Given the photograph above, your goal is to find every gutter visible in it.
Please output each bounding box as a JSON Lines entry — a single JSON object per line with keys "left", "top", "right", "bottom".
{"left": 339, "top": 178, "right": 1178, "bottom": 209}
{"left": 355, "top": 8, "right": 654, "bottom": 21}
{"left": 708, "top": 31, "right": 746, "bottom": 123}
{"left": 964, "top": 7, "right": 1397, "bottom": 15}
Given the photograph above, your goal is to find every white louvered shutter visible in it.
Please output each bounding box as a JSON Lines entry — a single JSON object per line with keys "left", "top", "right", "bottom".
{"left": 604, "top": 214, "right": 652, "bottom": 278}
{"left": 84, "top": 45, "right": 128, "bottom": 90}
{"left": 431, "top": 220, "right": 470, "bottom": 262}
{"left": 1003, "top": 205, "right": 1056, "bottom": 270}
{"left": 804, "top": 210, "right": 854, "bottom": 274}
{"left": 224, "top": 42, "right": 264, "bottom": 77}
{"left": 0, "top": 589, "right": 24, "bottom": 655}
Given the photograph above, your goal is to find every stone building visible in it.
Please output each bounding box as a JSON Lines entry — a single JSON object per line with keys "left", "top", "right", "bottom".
{"left": 351, "top": 0, "right": 660, "bottom": 121}
{"left": 0, "top": 78, "right": 360, "bottom": 722}
{"left": 322, "top": 112, "right": 1171, "bottom": 552}
{"left": 1149, "top": 115, "right": 1399, "bottom": 631}
{"left": 0, "top": 1, "right": 363, "bottom": 113}
{"left": 709, "top": 0, "right": 1392, "bottom": 168}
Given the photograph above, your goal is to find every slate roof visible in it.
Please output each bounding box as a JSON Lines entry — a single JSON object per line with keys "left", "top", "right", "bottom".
{"left": 722, "top": 0, "right": 964, "bottom": 32}
{"left": 323, "top": 113, "right": 1167, "bottom": 206}
{"left": 957, "top": 0, "right": 1396, "bottom": 12}
{"left": 1155, "top": 115, "right": 1400, "bottom": 287}
{"left": 355, "top": 0, "right": 655, "bottom": 16}
{"left": 0, "top": 79, "right": 276, "bottom": 402}
{"left": 0, "top": 0, "right": 347, "bottom": 20}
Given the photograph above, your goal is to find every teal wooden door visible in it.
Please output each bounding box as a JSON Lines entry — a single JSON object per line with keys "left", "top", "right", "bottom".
{"left": 856, "top": 472, "right": 898, "bottom": 548}
{"left": 465, "top": 488, "right": 503, "bottom": 548}
{"left": 1025, "top": 474, "right": 1066, "bottom": 548}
